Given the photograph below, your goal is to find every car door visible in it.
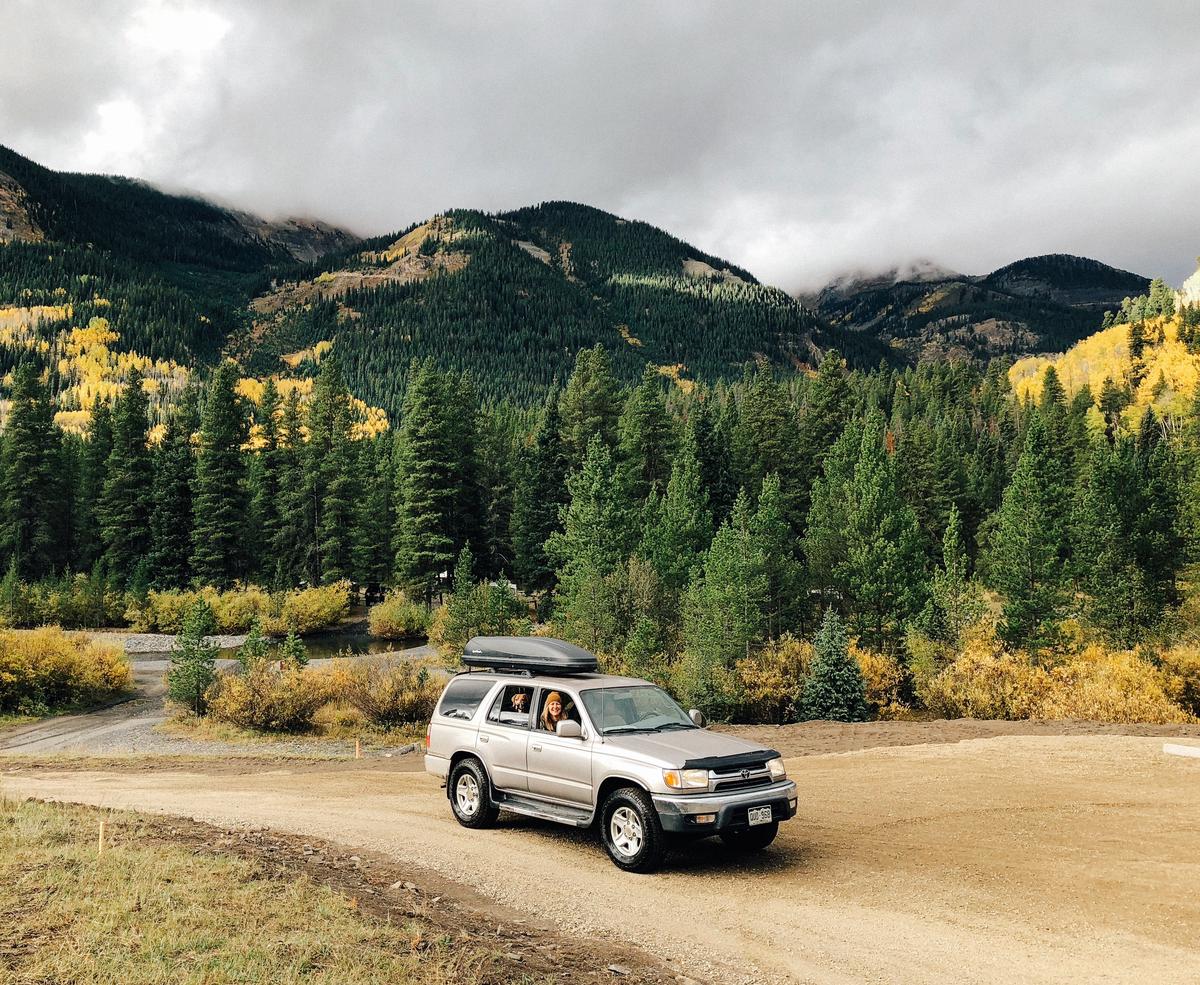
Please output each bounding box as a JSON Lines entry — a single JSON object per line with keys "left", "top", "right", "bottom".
{"left": 477, "top": 683, "right": 533, "bottom": 792}
{"left": 526, "top": 686, "right": 593, "bottom": 806}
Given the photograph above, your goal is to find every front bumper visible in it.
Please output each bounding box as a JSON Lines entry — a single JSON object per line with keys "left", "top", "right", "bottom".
{"left": 652, "top": 779, "right": 797, "bottom": 834}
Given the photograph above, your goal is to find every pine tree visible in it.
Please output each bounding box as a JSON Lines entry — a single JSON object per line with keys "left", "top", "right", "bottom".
{"left": 249, "top": 379, "right": 284, "bottom": 584}
{"left": 167, "top": 598, "right": 218, "bottom": 715}
{"left": 0, "top": 364, "right": 61, "bottom": 580}
{"left": 618, "top": 364, "right": 675, "bottom": 503}
{"left": 752, "top": 473, "right": 805, "bottom": 638}
{"left": 732, "top": 366, "right": 804, "bottom": 530}
{"left": 148, "top": 390, "right": 197, "bottom": 590}
{"left": 794, "top": 350, "right": 850, "bottom": 521}
{"left": 236, "top": 615, "right": 271, "bottom": 672}
{"left": 803, "top": 418, "right": 864, "bottom": 596}
{"left": 841, "top": 414, "right": 927, "bottom": 651}
{"left": 640, "top": 424, "right": 712, "bottom": 597}
{"left": 308, "top": 359, "right": 357, "bottom": 583}
{"left": 280, "top": 628, "right": 308, "bottom": 667}
{"left": 99, "top": 368, "right": 153, "bottom": 585}
{"left": 190, "top": 362, "right": 249, "bottom": 588}
{"left": 986, "top": 415, "right": 1069, "bottom": 647}
{"left": 545, "top": 435, "right": 632, "bottom": 647}
{"left": 800, "top": 608, "right": 868, "bottom": 722}
{"left": 681, "top": 490, "right": 768, "bottom": 666}
{"left": 352, "top": 435, "right": 394, "bottom": 588}
{"left": 925, "top": 504, "right": 985, "bottom": 646}
{"left": 74, "top": 400, "right": 113, "bottom": 571}
{"left": 273, "top": 388, "right": 309, "bottom": 587}
{"left": 558, "top": 344, "right": 620, "bottom": 470}
{"left": 510, "top": 387, "right": 569, "bottom": 596}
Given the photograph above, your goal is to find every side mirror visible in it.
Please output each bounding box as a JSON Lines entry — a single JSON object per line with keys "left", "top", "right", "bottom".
{"left": 556, "top": 719, "right": 583, "bottom": 739}
{"left": 689, "top": 709, "right": 706, "bottom": 728}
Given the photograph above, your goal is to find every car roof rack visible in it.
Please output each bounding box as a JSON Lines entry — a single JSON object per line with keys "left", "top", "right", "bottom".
{"left": 462, "top": 636, "right": 599, "bottom": 675}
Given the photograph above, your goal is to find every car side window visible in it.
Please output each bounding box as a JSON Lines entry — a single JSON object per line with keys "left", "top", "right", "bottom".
{"left": 437, "top": 677, "right": 496, "bottom": 721}
{"left": 536, "top": 688, "right": 579, "bottom": 732}
{"left": 486, "top": 685, "right": 533, "bottom": 728}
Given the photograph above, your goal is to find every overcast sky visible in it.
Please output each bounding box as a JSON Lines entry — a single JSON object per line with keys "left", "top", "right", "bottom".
{"left": 3, "top": 1, "right": 1200, "bottom": 290}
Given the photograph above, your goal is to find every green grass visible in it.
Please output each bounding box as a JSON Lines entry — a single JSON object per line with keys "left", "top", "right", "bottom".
{"left": 0, "top": 712, "right": 37, "bottom": 729}
{"left": 0, "top": 796, "right": 510, "bottom": 984}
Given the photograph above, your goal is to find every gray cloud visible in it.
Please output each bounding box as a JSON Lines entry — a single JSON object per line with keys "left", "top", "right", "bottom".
{"left": 2, "top": 0, "right": 1199, "bottom": 290}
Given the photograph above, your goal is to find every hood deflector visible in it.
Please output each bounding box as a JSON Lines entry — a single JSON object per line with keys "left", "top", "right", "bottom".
{"left": 682, "top": 749, "right": 780, "bottom": 771}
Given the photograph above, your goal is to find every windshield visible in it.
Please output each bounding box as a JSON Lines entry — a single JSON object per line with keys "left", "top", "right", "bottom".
{"left": 581, "top": 686, "right": 696, "bottom": 735}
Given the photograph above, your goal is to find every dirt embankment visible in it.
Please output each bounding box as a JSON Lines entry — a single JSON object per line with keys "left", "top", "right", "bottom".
{"left": 6, "top": 734, "right": 1200, "bottom": 984}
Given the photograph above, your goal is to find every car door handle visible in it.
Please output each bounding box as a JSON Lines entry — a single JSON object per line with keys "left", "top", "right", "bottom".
{"left": 531, "top": 744, "right": 542, "bottom": 752}
{"left": 479, "top": 735, "right": 489, "bottom": 743}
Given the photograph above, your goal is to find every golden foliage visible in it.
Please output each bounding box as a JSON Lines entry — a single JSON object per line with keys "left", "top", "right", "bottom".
{"left": 1011, "top": 315, "right": 1200, "bottom": 424}
{"left": 851, "top": 643, "right": 908, "bottom": 718}
{"left": 734, "top": 633, "right": 812, "bottom": 724}
{"left": 132, "top": 583, "right": 349, "bottom": 636}
{"left": 367, "top": 593, "right": 430, "bottom": 640}
{"left": 337, "top": 658, "right": 443, "bottom": 730}
{"left": 0, "top": 627, "right": 131, "bottom": 714}
{"left": 207, "top": 663, "right": 331, "bottom": 732}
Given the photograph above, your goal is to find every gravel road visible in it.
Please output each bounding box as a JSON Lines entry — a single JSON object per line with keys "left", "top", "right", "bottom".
{"left": 0, "top": 644, "right": 434, "bottom": 757}
{"left": 6, "top": 734, "right": 1199, "bottom": 984}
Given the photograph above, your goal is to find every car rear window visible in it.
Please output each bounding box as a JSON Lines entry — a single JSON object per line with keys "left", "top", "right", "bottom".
{"left": 437, "top": 676, "right": 496, "bottom": 721}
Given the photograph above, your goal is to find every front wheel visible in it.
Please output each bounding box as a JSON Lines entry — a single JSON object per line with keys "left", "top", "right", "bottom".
{"left": 449, "top": 758, "right": 499, "bottom": 828}
{"left": 721, "top": 821, "right": 778, "bottom": 853}
{"left": 599, "top": 787, "right": 666, "bottom": 873}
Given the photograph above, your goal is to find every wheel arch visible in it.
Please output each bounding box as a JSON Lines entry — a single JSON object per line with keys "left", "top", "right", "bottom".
{"left": 448, "top": 750, "right": 489, "bottom": 800}
{"left": 596, "top": 774, "right": 650, "bottom": 811}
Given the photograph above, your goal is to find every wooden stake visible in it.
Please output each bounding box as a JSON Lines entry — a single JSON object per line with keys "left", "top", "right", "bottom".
{"left": 355, "top": 737, "right": 361, "bottom": 760}
{"left": 98, "top": 820, "right": 106, "bottom": 856}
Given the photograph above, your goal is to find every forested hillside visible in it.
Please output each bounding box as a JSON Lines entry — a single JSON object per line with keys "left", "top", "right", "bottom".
{"left": 244, "top": 203, "right": 892, "bottom": 409}
{"left": 812, "top": 253, "right": 1150, "bottom": 361}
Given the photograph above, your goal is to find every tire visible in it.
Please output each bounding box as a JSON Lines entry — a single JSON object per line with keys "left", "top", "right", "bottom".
{"left": 448, "top": 758, "right": 499, "bottom": 829}
{"left": 721, "top": 821, "right": 778, "bottom": 853}
{"left": 599, "top": 786, "right": 666, "bottom": 873}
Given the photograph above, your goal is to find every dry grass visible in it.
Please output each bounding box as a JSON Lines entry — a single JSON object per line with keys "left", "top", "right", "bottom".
{"left": 0, "top": 796, "right": 508, "bottom": 984}
{"left": 0, "top": 627, "right": 131, "bottom": 717}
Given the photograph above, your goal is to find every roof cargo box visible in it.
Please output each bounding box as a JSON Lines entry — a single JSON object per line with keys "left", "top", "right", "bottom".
{"left": 463, "top": 636, "right": 599, "bottom": 674}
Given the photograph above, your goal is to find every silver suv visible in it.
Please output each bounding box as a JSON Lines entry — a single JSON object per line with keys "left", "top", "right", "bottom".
{"left": 425, "top": 636, "right": 798, "bottom": 872}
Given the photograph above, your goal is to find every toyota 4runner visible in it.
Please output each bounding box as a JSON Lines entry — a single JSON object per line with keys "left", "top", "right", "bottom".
{"left": 425, "top": 636, "right": 798, "bottom": 872}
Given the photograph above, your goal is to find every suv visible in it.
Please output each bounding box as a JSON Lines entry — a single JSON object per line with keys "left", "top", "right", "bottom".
{"left": 425, "top": 636, "right": 797, "bottom": 872}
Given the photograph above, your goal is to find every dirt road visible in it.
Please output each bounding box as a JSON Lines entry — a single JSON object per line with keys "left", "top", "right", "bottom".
{"left": 6, "top": 735, "right": 1199, "bottom": 984}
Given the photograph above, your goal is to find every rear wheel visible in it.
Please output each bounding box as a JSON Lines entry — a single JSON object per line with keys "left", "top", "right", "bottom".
{"left": 599, "top": 786, "right": 665, "bottom": 873}
{"left": 449, "top": 758, "right": 499, "bottom": 828}
{"left": 721, "top": 821, "right": 778, "bottom": 853}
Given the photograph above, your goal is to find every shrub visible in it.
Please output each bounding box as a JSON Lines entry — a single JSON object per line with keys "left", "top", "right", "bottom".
{"left": 734, "top": 634, "right": 812, "bottom": 724}
{"left": 1159, "top": 646, "right": 1200, "bottom": 717}
{"left": 167, "top": 600, "right": 219, "bottom": 716}
{"left": 670, "top": 650, "right": 743, "bottom": 722}
{"left": 1038, "top": 647, "right": 1192, "bottom": 724}
{"left": 210, "top": 586, "right": 272, "bottom": 635}
{"left": 264, "top": 582, "right": 351, "bottom": 636}
{"left": 0, "top": 627, "right": 131, "bottom": 715}
{"left": 430, "top": 550, "right": 528, "bottom": 659}
{"left": 800, "top": 609, "right": 869, "bottom": 722}
{"left": 368, "top": 593, "right": 430, "bottom": 640}
{"left": 208, "top": 663, "right": 330, "bottom": 732}
{"left": 236, "top": 617, "right": 271, "bottom": 672}
{"left": 0, "top": 571, "right": 128, "bottom": 630}
{"left": 852, "top": 644, "right": 908, "bottom": 718}
{"left": 340, "top": 658, "right": 443, "bottom": 730}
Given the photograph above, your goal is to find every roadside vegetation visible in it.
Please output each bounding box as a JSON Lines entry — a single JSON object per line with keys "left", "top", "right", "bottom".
{"left": 0, "top": 627, "right": 131, "bottom": 720}
{"left": 0, "top": 797, "right": 506, "bottom": 985}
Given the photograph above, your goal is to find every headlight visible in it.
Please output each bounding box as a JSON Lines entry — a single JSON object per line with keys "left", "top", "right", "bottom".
{"left": 663, "top": 768, "right": 709, "bottom": 790}
{"left": 766, "top": 757, "right": 786, "bottom": 781}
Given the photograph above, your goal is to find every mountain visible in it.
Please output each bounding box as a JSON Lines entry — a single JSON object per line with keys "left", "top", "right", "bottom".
{"left": 0, "top": 147, "right": 892, "bottom": 415}
{"left": 809, "top": 253, "right": 1151, "bottom": 361}
{"left": 0, "top": 144, "right": 356, "bottom": 270}
{"left": 237, "top": 202, "right": 891, "bottom": 409}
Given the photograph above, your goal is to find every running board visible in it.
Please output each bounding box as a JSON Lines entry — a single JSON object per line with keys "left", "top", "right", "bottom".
{"left": 496, "top": 792, "right": 594, "bottom": 828}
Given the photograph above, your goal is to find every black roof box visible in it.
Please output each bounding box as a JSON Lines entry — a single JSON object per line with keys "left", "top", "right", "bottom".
{"left": 463, "top": 636, "right": 599, "bottom": 674}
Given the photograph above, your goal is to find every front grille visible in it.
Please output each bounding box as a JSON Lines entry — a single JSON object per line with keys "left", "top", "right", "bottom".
{"left": 710, "top": 767, "right": 772, "bottom": 793}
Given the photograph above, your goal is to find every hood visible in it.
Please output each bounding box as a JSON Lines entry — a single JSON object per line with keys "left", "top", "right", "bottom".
{"left": 602, "top": 728, "right": 777, "bottom": 770}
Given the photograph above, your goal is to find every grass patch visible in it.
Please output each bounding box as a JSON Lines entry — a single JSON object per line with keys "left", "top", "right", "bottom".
{"left": 0, "top": 796, "right": 515, "bottom": 984}
{"left": 0, "top": 711, "right": 37, "bottom": 729}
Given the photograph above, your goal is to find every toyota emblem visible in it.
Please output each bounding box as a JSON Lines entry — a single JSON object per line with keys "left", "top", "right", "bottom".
{"left": 740, "top": 768, "right": 750, "bottom": 780}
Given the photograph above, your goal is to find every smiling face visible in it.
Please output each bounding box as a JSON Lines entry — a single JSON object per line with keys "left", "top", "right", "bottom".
{"left": 548, "top": 698, "right": 562, "bottom": 717}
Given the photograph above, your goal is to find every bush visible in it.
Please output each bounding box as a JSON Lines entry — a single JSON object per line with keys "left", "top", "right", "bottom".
{"left": 852, "top": 644, "right": 909, "bottom": 718}
{"left": 138, "top": 583, "right": 351, "bottom": 636}
{"left": 919, "top": 630, "right": 1195, "bottom": 724}
{"left": 1159, "top": 646, "right": 1200, "bottom": 717}
{"left": 340, "top": 658, "right": 443, "bottom": 730}
{"left": 669, "top": 650, "right": 743, "bottom": 722}
{"left": 0, "top": 627, "right": 131, "bottom": 715}
{"left": 263, "top": 582, "right": 351, "bottom": 636}
{"left": 207, "top": 663, "right": 330, "bottom": 732}
{"left": 0, "top": 571, "right": 127, "bottom": 630}
{"left": 368, "top": 593, "right": 430, "bottom": 640}
{"left": 734, "top": 634, "right": 812, "bottom": 724}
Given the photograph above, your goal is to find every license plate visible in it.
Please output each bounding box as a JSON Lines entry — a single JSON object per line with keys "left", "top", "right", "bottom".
{"left": 747, "top": 806, "right": 773, "bottom": 826}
